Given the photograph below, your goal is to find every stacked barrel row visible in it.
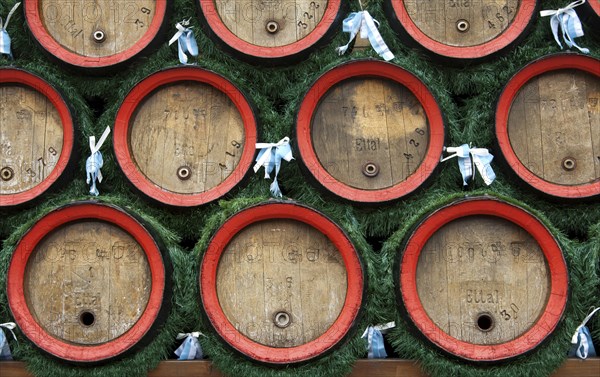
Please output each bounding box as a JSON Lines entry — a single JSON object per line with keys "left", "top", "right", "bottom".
{"left": 0, "top": 1, "right": 598, "bottom": 377}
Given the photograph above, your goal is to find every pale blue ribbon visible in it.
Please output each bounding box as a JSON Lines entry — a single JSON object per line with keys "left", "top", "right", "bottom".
{"left": 169, "top": 19, "right": 198, "bottom": 65}
{"left": 570, "top": 307, "right": 599, "bottom": 359}
{"left": 0, "top": 322, "right": 17, "bottom": 361}
{"left": 361, "top": 322, "right": 395, "bottom": 359}
{"left": 0, "top": 2, "right": 21, "bottom": 59}
{"left": 540, "top": 0, "right": 590, "bottom": 54}
{"left": 175, "top": 332, "right": 204, "bottom": 360}
{"left": 86, "top": 126, "right": 110, "bottom": 196}
{"left": 441, "top": 144, "right": 496, "bottom": 187}
{"left": 254, "top": 137, "right": 294, "bottom": 198}
{"left": 336, "top": 10, "right": 394, "bottom": 61}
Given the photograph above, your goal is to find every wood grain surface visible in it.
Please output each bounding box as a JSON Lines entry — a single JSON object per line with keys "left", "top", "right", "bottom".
{"left": 0, "top": 84, "right": 63, "bottom": 195}
{"left": 129, "top": 82, "right": 245, "bottom": 195}
{"left": 215, "top": 0, "right": 327, "bottom": 47}
{"left": 23, "top": 221, "right": 151, "bottom": 344}
{"left": 312, "top": 78, "right": 429, "bottom": 190}
{"left": 216, "top": 219, "right": 347, "bottom": 347}
{"left": 416, "top": 215, "right": 550, "bottom": 345}
{"left": 38, "top": 0, "right": 156, "bottom": 58}
{"left": 508, "top": 70, "right": 600, "bottom": 185}
{"left": 403, "top": 0, "right": 519, "bottom": 47}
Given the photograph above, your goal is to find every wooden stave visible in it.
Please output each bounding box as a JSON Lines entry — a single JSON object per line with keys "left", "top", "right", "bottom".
{"left": 196, "top": 0, "right": 346, "bottom": 65}
{"left": 384, "top": 0, "right": 540, "bottom": 64}
{"left": 0, "top": 68, "right": 77, "bottom": 208}
{"left": 23, "top": 0, "right": 172, "bottom": 73}
{"left": 6, "top": 201, "right": 172, "bottom": 364}
{"left": 113, "top": 66, "right": 258, "bottom": 207}
{"left": 395, "top": 197, "right": 569, "bottom": 363}
{"left": 295, "top": 59, "right": 446, "bottom": 204}
{"left": 199, "top": 201, "right": 365, "bottom": 365}
{"left": 494, "top": 53, "right": 600, "bottom": 200}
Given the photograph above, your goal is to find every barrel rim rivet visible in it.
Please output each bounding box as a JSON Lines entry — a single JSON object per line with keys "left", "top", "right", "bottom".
{"left": 274, "top": 310, "right": 291, "bottom": 328}
{"left": 562, "top": 157, "right": 576, "bottom": 171}
{"left": 93, "top": 29, "right": 106, "bottom": 43}
{"left": 476, "top": 312, "right": 495, "bottom": 332}
{"left": 456, "top": 19, "right": 470, "bottom": 33}
{"left": 1, "top": 166, "right": 14, "bottom": 181}
{"left": 266, "top": 20, "right": 279, "bottom": 34}
{"left": 79, "top": 310, "right": 96, "bottom": 327}
{"left": 177, "top": 166, "right": 192, "bottom": 180}
{"left": 362, "top": 162, "right": 380, "bottom": 178}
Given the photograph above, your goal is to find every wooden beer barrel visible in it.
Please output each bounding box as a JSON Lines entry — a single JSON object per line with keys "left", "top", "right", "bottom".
{"left": 495, "top": 53, "right": 600, "bottom": 200}
{"left": 384, "top": 0, "right": 539, "bottom": 62}
{"left": 200, "top": 202, "right": 364, "bottom": 364}
{"left": 6, "top": 202, "right": 171, "bottom": 363}
{"left": 397, "top": 197, "right": 568, "bottom": 362}
{"left": 24, "top": 0, "right": 170, "bottom": 71}
{"left": 113, "top": 67, "right": 257, "bottom": 207}
{"left": 0, "top": 68, "right": 76, "bottom": 207}
{"left": 197, "top": 0, "right": 344, "bottom": 64}
{"left": 296, "top": 60, "right": 445, "bottom": 203}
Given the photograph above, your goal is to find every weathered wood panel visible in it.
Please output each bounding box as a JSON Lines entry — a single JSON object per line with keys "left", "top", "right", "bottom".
{"left": 129, "top": 82, "right": 245, "bottom": 195}
{"left": 23, "top": 221, "right": 151, "bottom": 345}
{"left": 403, "top": 0, "right": 519, "bottom": 47}
{"left": 0, "top": 84, "right": 63, "bottom": 195}
{"left": 312, "top": 78, "right": 429, "bottom": 190}
{"left": 507, "top": 70, "right": 599, "bottom": 185}
{"left": 416, "top": 215, "right": 550, "bottom": 345}
{"left": 216, "top": 219, "right": 347, "bottom": 347}
{"left": 38, "top": 0, "right": 156, "bottom": 58}
{"left": 214, "top": 0, "right": 327, "bottom": 47}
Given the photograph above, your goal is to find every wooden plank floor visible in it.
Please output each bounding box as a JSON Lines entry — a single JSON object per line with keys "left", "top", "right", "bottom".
{"left": 0, "top": 359, "right": 598, "bottom": 377}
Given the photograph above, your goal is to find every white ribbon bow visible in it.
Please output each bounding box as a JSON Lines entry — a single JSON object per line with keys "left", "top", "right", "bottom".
{"left": 0, "top": 322, "right": 17, "bottom": 341}
{"left": 540, "top": 0, "right": 589, "bottom": 54}
{"left": 571, "top": 307, "right": 600, "bottom": 359}
{"left": 254, "top": 137, "right": 294, "bottom": 198}
{"left": 86, "top": 126, "right": 110, "bottom": 196}
{"left": 0, "top": 2, "right": 21, "bottom": 59}
{"left": 441, "top": 144, "right": 496, "bottom": 186}
{"left": 169, "top": 19, "right": 199, "bottom": 65}
{"left": 361, "top": 321, "right": 395, "bottom": 359}
{"left": 336, "top": 10, "right": 394, "bottom": 61}
{"left": 175, "top": 332, "right": 204, "bottom": 360}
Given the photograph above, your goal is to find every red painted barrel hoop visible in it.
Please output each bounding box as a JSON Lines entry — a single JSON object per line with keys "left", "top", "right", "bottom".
{"left": 495, "top": 53, "right": 600, "bottom": 199}
{"left": 7, "top": 202, "right": 168, "bottom": 363}
{"left": 398, "top": 198, "right": 568, "bottom": 362}
{"left": 200, "top": 202, "right": 364, "bottom": 364}
{"left": 296, "top": 60, "right": 445, "bottom": 203}
{"left": 386, "top": 0, "right": 539, "bottom": 61}
{"left": 197, "top": 0, "right": 343, "bottom": 63}
{"left": 0, "top": 69, "right": 75, "bottom": 207}
{"left": 113, "top": 67, "right": 257, "bottom": 207}
{"left": 23, "top": 0, "right": 169, "bottom": 70}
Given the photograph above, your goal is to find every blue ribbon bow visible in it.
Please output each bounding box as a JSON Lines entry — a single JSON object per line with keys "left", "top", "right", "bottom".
{"left": 540, "top": 0, "right": 590, "bottom": 54}
{"left": 174, "top": 332, "right": 204, "bottom": 360}
{"left": 0, "top": 2, "right": 21, "bottom": 59}
{"left": 361, "top": 322, "right": 395, "bottom": 359}
{"left": 336, "top": 10, "right": 394, "bottom": 61}
{"left": 441, "top": 144, "right": 496, "bottom": 187}
{"left": 569, "top": 307, "right": 599, "bottom": 359}
{"left": 86, "top": 126, "right": 110, "bottom": 196}
{"left": 254, "top": 137, "right": 294, "bottom": 198}
{"left": 169, "top": 19, "right": 198, "bottom": 65}
{"left": 0, "top": 322, "right": 17, "bottom": 361}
